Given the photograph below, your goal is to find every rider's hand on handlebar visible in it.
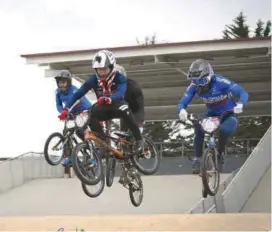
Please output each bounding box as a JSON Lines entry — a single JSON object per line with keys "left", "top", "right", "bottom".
{"left": 97, "top": 97, "right": 112, "bottom": 105}
{"left": 234, "top": 103, "right": 243, "bottom": 114}
{"left": 58, "top": 109, "right": 69, "bottom": 120}
{"left": 179, "top": 109, "right": 188, "bottom": 121}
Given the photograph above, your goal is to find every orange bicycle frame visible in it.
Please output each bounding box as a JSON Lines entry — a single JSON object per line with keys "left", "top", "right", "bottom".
{"left": 84, "top": 129, "right": 126, "bottom": 158}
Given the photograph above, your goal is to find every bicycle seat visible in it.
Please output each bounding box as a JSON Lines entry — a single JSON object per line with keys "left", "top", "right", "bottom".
{"left": 114, "top": 131, "right": 131, "bottom": 138}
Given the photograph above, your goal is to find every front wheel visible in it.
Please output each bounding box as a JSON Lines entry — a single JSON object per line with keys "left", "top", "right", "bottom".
{"left": 132, "top": 136, "right": 161, "bottom": 175}
{"left": 71, "top": 142, "right": 103, "bottom": 185}
{"left": 129, "top": 174, "right": 143, "bottom": 207}
{"left": 200, "top": 148, "right": 220, "bottom": 196}
{"left": 44, "top": 132, "right": 65, "bottom": 166}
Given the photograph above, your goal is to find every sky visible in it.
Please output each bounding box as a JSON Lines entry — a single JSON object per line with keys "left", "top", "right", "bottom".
{"left": 0, "top": 0, "right": 271, "bottom": 157}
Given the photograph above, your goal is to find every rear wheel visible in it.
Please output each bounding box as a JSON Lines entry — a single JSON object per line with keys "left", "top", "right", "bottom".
{"left": 106, "top": 156, "right": 116, "bottom": 187}
{"left": 129, "top": 174, "right": 143, "bottom": 207}
{"left": 200, "top": 148, "right": 220, "bottom": 196}
{"left": 132, "top": 136, "right": 161, "bottom": 175}
{"left": 71, "top": 142, "right": 103, "bottom": 185}
{"left": 81, "top": 177, "right": 105, "bottom": 198}
{"left": 44, "top": 132, "right": 65, "bottom": 166}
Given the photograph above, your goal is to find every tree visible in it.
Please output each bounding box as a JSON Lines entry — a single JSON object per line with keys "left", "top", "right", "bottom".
{"left": 254, "top": 19, "right": 271, "bottom": 37}
{"left": 222, "top": 12, "right": 250, "bottom": 39}
{"left": 255, "top": 19, "right": 264, "bottom": 37}
{"left": 136, "top": 33, "right": 157, "bottom": 45}
{"left": 223, "top": 12, "right": 271, "bottom": 39}
{"left": 263, "top": 20, "right": 271, "bottom": 36}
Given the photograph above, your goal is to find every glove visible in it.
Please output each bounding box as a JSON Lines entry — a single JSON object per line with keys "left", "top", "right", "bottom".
{"left": 234, "top": 103, "right": 243, "bottom": 114}
{"left": 58, "top": 109, "right": 69, "bottom": 120}
{"left": 97, "top": 97, "right": 112, "bottom": 105}
{"left": 179, "top": 109, "right": 188, "bottom": 121}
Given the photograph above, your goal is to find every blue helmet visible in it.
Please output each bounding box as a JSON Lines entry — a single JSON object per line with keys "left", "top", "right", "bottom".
{"left": 187, "top": 59, "right": 214, "bottom": 90}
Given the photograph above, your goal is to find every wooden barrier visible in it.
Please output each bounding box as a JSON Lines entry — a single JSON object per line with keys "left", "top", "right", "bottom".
{"left": 0, "top": 213, "right": 270, "bottom": 231}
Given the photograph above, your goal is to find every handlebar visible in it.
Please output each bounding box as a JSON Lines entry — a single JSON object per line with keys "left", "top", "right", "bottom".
{"left": 177, "top": 113, "right": 198, "bottom": 126}
{"left": 65, "top": 100, "right": 81, "bottom": 120}
{"left": 177, "top": 110, "right": 235, "bottom": 125}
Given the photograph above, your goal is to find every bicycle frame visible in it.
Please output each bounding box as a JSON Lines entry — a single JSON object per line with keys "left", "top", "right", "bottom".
{"left": 63, "top": 129, "right": 78, "bottom": 147}
{"left": 207, "top": 133, "right": 217, "bottom": 149}
{"left": 84, "top": 128, "right": 133, "bottom": 158}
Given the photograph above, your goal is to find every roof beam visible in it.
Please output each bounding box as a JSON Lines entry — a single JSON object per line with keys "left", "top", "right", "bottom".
{"left": 21, "top": 38, "right": 271, "bottom": 65}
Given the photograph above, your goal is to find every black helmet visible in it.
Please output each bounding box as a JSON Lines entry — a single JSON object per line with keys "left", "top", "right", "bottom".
{"left": 54, "top": 70, "right": 73, "bottom": 91}
{"left": 187, "top": 59, "right": 214, "bottom": 92}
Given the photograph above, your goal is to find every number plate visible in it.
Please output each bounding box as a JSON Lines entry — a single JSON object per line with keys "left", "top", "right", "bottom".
{"left": 200, "top": 117, "right": 220, "bottom": 133}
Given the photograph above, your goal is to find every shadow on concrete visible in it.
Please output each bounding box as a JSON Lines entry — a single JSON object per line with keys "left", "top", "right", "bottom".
{"left": 113, "top": 155, "right": 248, "bottom": 176}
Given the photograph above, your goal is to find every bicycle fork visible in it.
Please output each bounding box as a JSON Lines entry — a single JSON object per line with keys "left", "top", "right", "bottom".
{"left": 84, "top": 140, "right": 98, "bottom": 167}
{"left": 209, "top": 135, "right": 218, "bottom": 166}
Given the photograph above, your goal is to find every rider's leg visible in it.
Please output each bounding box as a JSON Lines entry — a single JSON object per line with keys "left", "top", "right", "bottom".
{"left": 218, "top": 114, "right": 238, "bottom": 161}
{"left": 122, "top": 107, "right": 145, "bottom": 134}
{"left": 194, "top": 122, "right": 205, "bottom": 158}
{"left": 120, "top": 118, "right": 129, "bottom": 132}
{"left": 88, "top": 105, "right": 105, "bottom": 134}
{"left": 192, "top": 122, "right": 205, "bottom": 173}
{"left": 91, "top": 102, "right": 143, "bottom": 152}
{"left": 132, "top": 104, "right": 145, "bottom": 134}
{"left": 114, "top": 101, "right": 143, "bottom": 152}
{"left": 118, "top": 106, "right": 145, "bottom": 184}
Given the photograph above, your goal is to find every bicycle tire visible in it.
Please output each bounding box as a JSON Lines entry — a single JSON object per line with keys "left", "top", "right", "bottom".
{"left": 44, "top": 132, "right": 65, "bottom": 166}
{"left": 202, "top": 187, "right": 208, "bottom": 198}
{"left": 71, "top": 142, "right": 103, "bottom": 185}
{"left": 132, "top": 136, "right": 161, "bottom": 175}
{"left": 106, "top": 156, "right": 116, "bottom": 187}
{"left": 200, "top": 148, "right": 220, "bottom": 196}
{"left": 81, "top": 177, "right": 105, "bottom": 198}
{"left": 129, "top": 174, "right": 143, "bottom": 207}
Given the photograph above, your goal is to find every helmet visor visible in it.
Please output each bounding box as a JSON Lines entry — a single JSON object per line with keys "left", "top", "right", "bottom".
{"left": 192, "top": 76, "right": 211, "bottom": 86}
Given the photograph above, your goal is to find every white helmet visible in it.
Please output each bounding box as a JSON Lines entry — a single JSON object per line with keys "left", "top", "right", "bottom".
{"left": 92, "top": 50, "right": 116, "bottom": 79}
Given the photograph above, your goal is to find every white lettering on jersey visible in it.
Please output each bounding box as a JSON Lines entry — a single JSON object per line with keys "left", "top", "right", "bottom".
{"left": 202, "top": 92, "right": 232, "bottom": 104}
{"left": 216, "top": 77, "right": 231, "bottom": 85}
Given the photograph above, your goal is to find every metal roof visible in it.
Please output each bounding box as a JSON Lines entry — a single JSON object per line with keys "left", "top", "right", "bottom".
{"left": 21, "top": 37, "right": 271, "bottom": 120}
{"left": 21, "top": 36, "right": 270, "bottom": 58}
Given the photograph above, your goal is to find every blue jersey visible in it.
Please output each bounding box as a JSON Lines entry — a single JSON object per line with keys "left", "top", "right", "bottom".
{"left": 56, "top": 85, "right": 92, "bottom": 114}
{"left": 177, "top": 74, "right": 249, "bottom": 115}
{"left": 65, "top": 72, "right": 127, "bottom": 109}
